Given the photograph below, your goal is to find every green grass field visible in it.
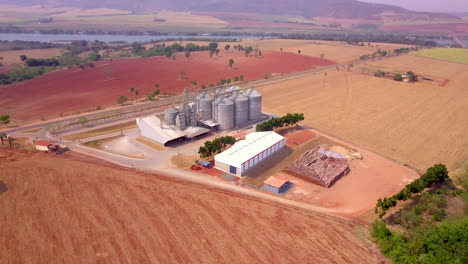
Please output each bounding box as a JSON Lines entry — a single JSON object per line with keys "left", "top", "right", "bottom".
{"left": 414, "top": 48, "right": 468, "bottom": 64}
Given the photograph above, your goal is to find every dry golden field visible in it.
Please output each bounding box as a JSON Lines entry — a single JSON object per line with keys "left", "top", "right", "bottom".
{"left": 232, "top": 39, "right": 414, "bottom": 63}
{"left": 0, "top": 48, "right": 65, "bottom": 65}
{"left": 257, "top": 55, "right": 468, "bottom": 171}
{"left": 0, "top": 150, "right": 385, "bottom": 263}
{"left": 157, "top": 39, "right": 413, "bottom": 63}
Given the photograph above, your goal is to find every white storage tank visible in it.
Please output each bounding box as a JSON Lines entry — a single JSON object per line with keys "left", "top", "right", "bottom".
{"left": 164, "top": 107, "right": 179, "bottom": 125}
{"left": 229, "top": 92, "right": 249, "bottom": 126}
{"left": 215, "top": 96, "right": 234, "bottom": 131}
{"left": 197, "top": 92, "right": 213, "bottom": 121}
{"left": 243, "top": 88, "right": 262, "bottom": 120}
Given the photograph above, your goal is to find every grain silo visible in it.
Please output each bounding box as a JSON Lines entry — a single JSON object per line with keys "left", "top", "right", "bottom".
{"left": 197, "top": 92, "right": 213, "bottom": 121}
{"left": 229, "top": 92, "right": 249, "bottom": 126}
{"left": 189, "top": 104, "right": 198, "bottom": 127}
{"left": 164, "top": 107, "right": 179, "bottom": 125}
{"left": 176, "top": 113, "right": 186, "bottom": 130}
{"left": 225, "top": 85, "right": 240, "bottom": 96}
{"left": 243, "top": 88, "right": 262, "bottom": 120}
{"left": 215, "top": 96, "right": 234, "bottom": 130}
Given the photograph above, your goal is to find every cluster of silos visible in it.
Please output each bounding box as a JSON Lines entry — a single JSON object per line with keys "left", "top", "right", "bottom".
{"left": 197, "top": 87, "right": 262, "bottom": 131}
{"left": 163, "top": 104, "right": 197, "bottom": 130}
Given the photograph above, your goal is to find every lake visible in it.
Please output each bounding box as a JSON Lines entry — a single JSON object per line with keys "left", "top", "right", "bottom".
{"left": 0, "top": 33, "right": 266, "bottom": 43}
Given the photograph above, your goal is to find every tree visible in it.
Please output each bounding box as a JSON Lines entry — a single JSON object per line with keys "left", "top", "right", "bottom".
{"left": 215, "top": 49, "right": 220, "bottom": 56}
{"left": 394, "top": 73, "right": 403, "bottom": 81}
{"left": 155, "top": 83, "right": 160, "bottom": 88}
{"left": 135, "top": 89, "right": 139, "bottom": 96}
{"left": 407, "top": 71, "right": 416, "bottom": 82}
{"left": 130, "top": 87, "right": 135, "bottom": 93}
{"left": 191, "top": 81, "right": 197, "bottom": 89}
{"left": 0, "top": 132, "right": 6, "bottom": 145}
{"left": 209, "top": 50, "right": 215, "bottom": 58}
{"left": 153, "top": 89, "right": 160, "bottom": 96}
{"left": 184, "top": 50, "right": 190, "bottom": 59}
{"left": 147, "top": 93, "right": 155, "bottom": 100}
{"left": 280, "top": 48, "right": 283, "bottom": 52}
{"left": 208, "top": 42, "right": 218, "bottom": 52}
{"left": 88, "top": 51, "right": 101, "bottom": 61}
{"left": 224, "top": 44, "right": 230, "bottom": 53}
{"left": 233, "top": 76, "right": 239, "bottom": 82}
{"left": 19, "top": 55, "right": 27, "bottom": 62}
{"left": 298, "top": 50, "right": 301, "bottom": 55}
{"left": 79, "top": 116, "right": 87, "bottom": 126}
{"left": 228, "top": 58, "right": 234, "bottom": 69}
{"left": 131, "top": 42, "right": 145, "bottom": 55}
{"left": 118, "top": 96, "right": 128, "bottom": 105}
{"left": 258, "top": 50, "right": 262, "bottom": 57}
{"left": 7, "top": 136, "right": 13, "bottom": 149}
{"left": 0, "top": 115, "right": 10, "bottom": 125}
{"left": 179, "top": 71, "right": 185, "bottom": 80}
{"left": 201, "top": 85, "right": 207, "bottom": 89}
{"left": 244, "top": 46, "right": 253, "bottom": 57}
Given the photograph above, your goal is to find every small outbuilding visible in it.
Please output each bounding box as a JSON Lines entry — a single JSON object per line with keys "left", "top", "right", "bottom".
{"left": 262, "top": 176, "right": 292, "bottom": 195}
{"left": 35, "top": 140, "right": 52, "bottom": 152}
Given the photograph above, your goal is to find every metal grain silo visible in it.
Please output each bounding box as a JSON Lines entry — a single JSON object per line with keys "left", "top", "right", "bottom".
{"left": 229, "top": 92, "right": 249, "bottom": 126}
{"left": 176, "top": 113, "right": 186, "bottom": 130}
{"left": 189, "top": 104, "right": 197, "bottom": 127}
{"left": 215, "top": 96, "right": 234, "bottom": 131}
{"left": 197, "top": 92, "right": 213, "bottom": 121}
{"left": 225, "top": 85, "right": 240, "bottom": 96}
{"left": 164, "top": 107, "right": 179, "bottom": 125}
{"left": 243, "top": 88, "right": 262, "bottom": 120}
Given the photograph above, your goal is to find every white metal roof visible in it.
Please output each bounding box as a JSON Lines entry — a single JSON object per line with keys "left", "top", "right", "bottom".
{"left": 215, "top": 131, "right": 284, "bottom": 168}
{"left": 137, "top": 116, "right": 185, "bottom": 145}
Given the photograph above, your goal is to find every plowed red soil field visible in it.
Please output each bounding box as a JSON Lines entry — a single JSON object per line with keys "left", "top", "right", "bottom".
{"left": 0, "top": 51, "right": 334, "bottom": 123}
{"left": 0, "top": 149, "right": 385, "bottom": 263}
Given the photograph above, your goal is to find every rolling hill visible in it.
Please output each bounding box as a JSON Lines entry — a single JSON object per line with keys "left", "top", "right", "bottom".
{"left": 9, "top": 0, "right": 457, "bottom": 20}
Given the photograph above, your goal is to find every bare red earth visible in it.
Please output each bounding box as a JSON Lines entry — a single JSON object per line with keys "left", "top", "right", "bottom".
{"left": 0, "top": 51, "right": 334, "bottom": 123}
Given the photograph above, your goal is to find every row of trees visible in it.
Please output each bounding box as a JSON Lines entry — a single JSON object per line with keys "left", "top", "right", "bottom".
{"left": 375, "top": 164, "right": 449, "bottom": 217}
{"left": 198, "top": 136, "right": 236, "bottom": 158}
{"left": 359, "top": 49, "right": 388, "bottom": 61}
{"left": 24, "top": 58, "right": 60, "bottom": 67}
{"left": 256, "top": 113, "right": 304, "bottom": 132}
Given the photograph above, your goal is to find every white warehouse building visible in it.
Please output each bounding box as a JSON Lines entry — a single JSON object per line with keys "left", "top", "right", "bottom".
{"left": 214, "top": 131, "right": 285, "bottom": 177}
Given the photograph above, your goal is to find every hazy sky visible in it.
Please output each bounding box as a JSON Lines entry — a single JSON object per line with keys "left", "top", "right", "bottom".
{"left": 361, "top": 0, "right": 468, "bottom": 13}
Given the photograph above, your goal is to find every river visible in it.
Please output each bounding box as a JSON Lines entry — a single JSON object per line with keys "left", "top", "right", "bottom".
{"left": 0, "top": 33, "right": 266, "bottom": 43}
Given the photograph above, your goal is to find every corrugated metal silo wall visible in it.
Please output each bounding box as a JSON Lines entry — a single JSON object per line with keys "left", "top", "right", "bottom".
{"left": 216, "top": 97, "right": 234, "bottom": 130}
{"left": 164, "top": 108, "right": 179, "bottom": 125}
{"left": 199, "top": 98, "right": 213, "bottom": 121}
{"left": 231, "top": 93, "right": 249, "bottom": 126}
{"left": 248, "top": 92, "right": 262, "bottom": 120}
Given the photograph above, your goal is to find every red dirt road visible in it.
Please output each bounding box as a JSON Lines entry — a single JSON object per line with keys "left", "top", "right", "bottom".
{"left": 0, "top": 149, "right": 386, "bottom": 263}
{"left": 0, "top": 51, "right": 334, "bottom": 123}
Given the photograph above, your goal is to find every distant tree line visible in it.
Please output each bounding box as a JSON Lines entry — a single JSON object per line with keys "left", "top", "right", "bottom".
{"left": 375, "top": 164, "right": 449, "bottom": 217}
{"left": 256, "top": 113, "right": 304, "bottom": 132}
{"left": 198, "top": 136, "right": 236, "bottom": 158}
{"left": 283, "top": 33, "right": 439, "bottom": 47}
{"left": 24, "top": 58, "right": 60, "bottom": 67}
